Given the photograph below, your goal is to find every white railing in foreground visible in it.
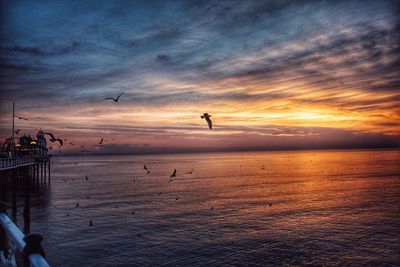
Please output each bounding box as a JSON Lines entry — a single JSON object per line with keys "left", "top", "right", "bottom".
{"left": 0, "top": 157, "right": 35, "bottom": 170}
{"left": 0, "top": 213, "right": 49, "bottom": 267}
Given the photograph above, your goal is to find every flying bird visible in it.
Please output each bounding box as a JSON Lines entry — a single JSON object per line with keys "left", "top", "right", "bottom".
{"left": 104, "top": 93, "right": 124, "bottom": 102}
{"left": 69, "top": 142, "right": 75, "bottom": 146}
{"left": 85, "top": 176, "right": 89, "bottom": 181}
{"left": 43, "top": 132, "right": 63, "bottom": 146}
{"left": 15, "top": 115, "right": 28, "bottom": 120}
{"left": 186, "top": 169, "right": 194, "bottom": 174}
{"left": 144, "top": 165, "right": 150, "bottom": 174}
{"left": 201, "top": 113, "right": 212, "bottom": 130}
{"left": 170, "top": 169, "right": 176, "bottom": 178}
{"left": 89, "top": 220, "right": 93, "bottom": 226}
{"left": 98, "top": 138, "right": 103, "bottom": 144}
{"left": 14, "top": 129, "right": 21, "bottom": 134}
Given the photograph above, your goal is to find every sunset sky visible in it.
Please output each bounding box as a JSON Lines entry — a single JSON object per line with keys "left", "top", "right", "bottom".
{"left": 0, "top": 0, "right": 399, "bottom": 153}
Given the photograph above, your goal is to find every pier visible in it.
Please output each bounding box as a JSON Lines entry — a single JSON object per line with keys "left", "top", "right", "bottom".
{"left": 0, "top": 155, "right": 50, "bottom": 266}
{"left": 0, "top": 103, "right": 52, "bottom": 266}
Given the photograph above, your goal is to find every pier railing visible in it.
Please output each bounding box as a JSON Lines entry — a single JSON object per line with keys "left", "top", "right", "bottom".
{"left": 0, "top": 157, "right": 35, "bottom": 171}
{"left": 0, "top": 213, "right": 49, "bottom": 267}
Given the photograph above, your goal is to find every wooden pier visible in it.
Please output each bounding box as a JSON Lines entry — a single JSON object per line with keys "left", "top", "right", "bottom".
{"left": 0, "top": 155, "right": 51, "bottom": 267}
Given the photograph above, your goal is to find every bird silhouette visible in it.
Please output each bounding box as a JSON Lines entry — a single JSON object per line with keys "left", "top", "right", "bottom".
{"left": 186, "top": 169, "right": 194, "bottom": 174}
{"left": 104, "top": 93, "right": 124, "bottom": 102}
{"left": 144, "top": 165, "right": 150, "bottom": 174}
{"left": 170, "top": 169, "right": 176, "bottom": 178}
{"left": 201, "top": 113, "right": 212, "bottom": 130}
{"left": 76, "top": 203, "right": 79, "bottom": 208}
{"left": 85, "top": 176, "right": 89, "bottom": 181}
{"left": 89, "top": 220, "right": 93, "bottom": 226}
{"left": 98, "top": 138, "right": 103, "bottom": 144}
{"left": 14, "top": 129, "right": 21, "bottom": 134}
{"left": 43, "top": 132, "right": 63, "bottom": 146}
{"left": 15, "top": 115, "right": 28, "bottom": 120}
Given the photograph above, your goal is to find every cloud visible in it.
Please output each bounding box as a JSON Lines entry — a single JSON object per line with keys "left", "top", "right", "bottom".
{"left": 0, "top": 0, "right": 399, "bottom": 151}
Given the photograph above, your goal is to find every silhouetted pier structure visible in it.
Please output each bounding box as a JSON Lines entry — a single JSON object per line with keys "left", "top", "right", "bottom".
{"left": 0, "top": 155, "right": 51, "bottom": 266}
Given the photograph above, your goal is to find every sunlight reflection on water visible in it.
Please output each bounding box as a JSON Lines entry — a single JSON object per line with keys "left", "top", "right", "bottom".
{"left": 17, "top": 149, "right": 400, "bottom": 266}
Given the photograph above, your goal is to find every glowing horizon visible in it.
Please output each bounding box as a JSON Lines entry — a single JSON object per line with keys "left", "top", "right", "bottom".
{"left": 0, "top": 1, "right": 399, "bottom": 153}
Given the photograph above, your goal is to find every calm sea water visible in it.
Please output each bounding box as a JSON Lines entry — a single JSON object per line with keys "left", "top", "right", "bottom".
{"left": 10, "top": 149, "right": 400, "bottom": 266}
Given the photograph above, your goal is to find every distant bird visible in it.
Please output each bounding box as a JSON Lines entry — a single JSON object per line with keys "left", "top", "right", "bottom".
{"left": 137, "top": 234, "right": 141, "bottom": 237}
{"left": 15, "top": 115, "right": 28, "bottom": 120}
{"left": 168, "top": 179, "right": 174, "bottom": 183}
{"left": 69, "top": 142, "right": 75, "bottom": 146}
{"left": 131, "top": 211, "right": 136, "bottom": 214}
{"left": 98, "top": 138, "right": 103, "bottom": 144}
{"left": 14, "top": 129, "right": 21, "bottom": 134}
{"left": 201, "top": 113, "right": 212, "bottom": 130}
{"left": 104, "top": 93, "right": 124, "bottom": 102}
{"left": 80, "top": 145, "right": 85, "bottom": 149}
{"left": 43, "top": 132, "right": 63, "bottom": 146}
{"left": 170, "top": 169, "right": 176, "bottom": 178}
{"left": 175, "top": 197, "right": 180, "bottom": 201}
{"left": 186, "top": 169, "right": 194, "bottom": 174}
{"left": 268, "top": 203, "right": 272, "bottom": 207}
{"left": 210, "top": 206, "right": 214, "bottom": 210}
{"left": 144, "top": 165, "right": 150, "bottom": 174}
{"left": 76, "top": 203, "right": 79, "bottom": 208}
{"left": 89, "top": 220, "right": 93, "bottom": 226}
{"left": 85, "top": 175, "right": 89, "bottom": 181}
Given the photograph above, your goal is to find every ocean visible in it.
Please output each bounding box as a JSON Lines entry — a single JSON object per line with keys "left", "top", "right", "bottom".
{"left": 7, "top": 149, "right": 400, "bottom": 266}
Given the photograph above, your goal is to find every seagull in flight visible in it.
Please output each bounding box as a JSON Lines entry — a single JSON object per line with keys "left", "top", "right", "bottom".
{"left": 201, "top": 113, "right": 212, "bottom": 130}
{"left": 104, "top": 93, "right": 124, "bottom": 102}
{"left": 185, "top": 169, "right": 194, "bottom": 174}
{"left": 14, "top": 129, "right": 21, "bottom": 134}
{"left": 144, "top": 164, "right": 150, "bottom": 174}
{"left": 15, "top": 115, "right": 28, "bottom": 121}
{"left": 170, "top": 169, "right": 176, "bottom": 178}
{"left": 43, "top": 132, "right": 63, "bottom": 146}
{"left": 98, "top": 138, "right": 104, "bottom": 144}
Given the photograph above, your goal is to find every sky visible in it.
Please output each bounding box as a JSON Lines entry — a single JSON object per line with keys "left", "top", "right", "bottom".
{"left": 0, "top": 0, "right": 399, "bottom": 153}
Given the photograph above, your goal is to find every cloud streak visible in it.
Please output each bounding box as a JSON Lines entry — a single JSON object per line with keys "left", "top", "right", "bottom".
{"left": 0, "top": 0, "right": 399, "bottom": 152}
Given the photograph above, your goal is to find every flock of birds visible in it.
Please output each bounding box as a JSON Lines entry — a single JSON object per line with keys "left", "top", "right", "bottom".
{"left": 12, "top": 92, "right": 213, "bottom": 155}
{"left": 10, "top": 93, "right": 275, "bottom": 237}
{"left": 51, "top": 159, "right": 273, "bottom": 229}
